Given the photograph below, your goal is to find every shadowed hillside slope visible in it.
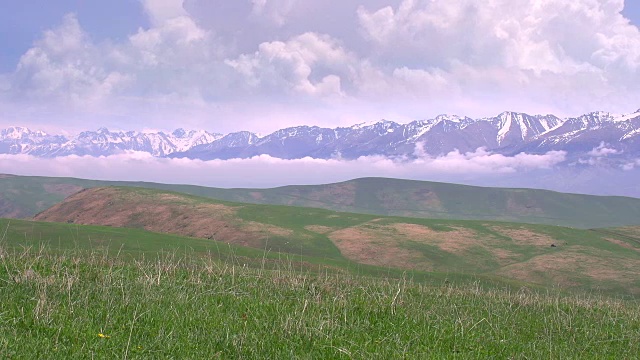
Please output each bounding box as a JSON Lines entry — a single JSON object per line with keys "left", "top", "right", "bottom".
{"left": 5, "top": 174, "right": 640, "bottom": 228}
{"left": 32, "top": 186, "right": 640, "bottom": 296}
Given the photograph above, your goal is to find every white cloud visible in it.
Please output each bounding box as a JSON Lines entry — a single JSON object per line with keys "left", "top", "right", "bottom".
{"left": 250, "top": 0, "right": 299, "bottom": 26}
{"left": 356, "top": 0, "right": 638, "bottom": 73}
{"left": 140, "top": 0, "right": 188, "bottom": 26}
{"left": 11, "top": 14, "right": 132, "bottom": 104}
{"left": 588, "top": 142, "right": 622, "bottom": 157}
{"left": 226, "top": 32, "right": 355, "bottom": 97}
{"left": 1, "top": 0, "right": 640, "bottom": 133}
{"left": 0, "top": 148, "right": 566, "bottom": 188}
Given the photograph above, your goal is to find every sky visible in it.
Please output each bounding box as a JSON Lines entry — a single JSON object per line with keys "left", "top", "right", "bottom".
{"left": 0, "top": 0, "right": 639, "bottom": 135}
{"left": 1, "top": 0, "right": 640, "bottom": 192}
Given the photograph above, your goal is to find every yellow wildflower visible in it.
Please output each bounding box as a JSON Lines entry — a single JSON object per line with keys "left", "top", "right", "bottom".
{"left": 98, "top": 333, "right": 111, "bottom": 338}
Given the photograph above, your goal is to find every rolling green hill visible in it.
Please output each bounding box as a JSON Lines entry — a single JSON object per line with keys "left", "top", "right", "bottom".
{"left": 29, "top": 186, "right": 640, "bottom": 296}
{"left": 3, "top": 231, "right": 639, "bottom": 358}
{"left": 3, "top": 174, "right": 640, "bottom": 228}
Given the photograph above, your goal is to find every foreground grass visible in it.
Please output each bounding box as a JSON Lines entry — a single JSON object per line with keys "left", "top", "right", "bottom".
{"left": 1, "top": 247, "right": 639, "bottom": 359}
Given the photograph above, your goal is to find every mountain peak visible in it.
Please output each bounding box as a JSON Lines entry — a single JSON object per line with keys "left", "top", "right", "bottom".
{"left": 172, "top": 128, "right": 187, "bottom": 137}
{"left": 435, "top": 114, "right": 467, "bottom": 123}
{"left": 350, "top": 119, "right": 397, "bottom": 130}
{"left": 498, "top": 110, "right": 524, "bottom": 117}
{"left": 3, "top": 108, "right": 640, "bottom": 160}
{"left": 1, "top": 126, "right": 50, "bottom": 139}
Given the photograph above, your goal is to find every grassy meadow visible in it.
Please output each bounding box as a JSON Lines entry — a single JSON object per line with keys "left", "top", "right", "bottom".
{"left": 1, "top": 243, "right": 640, "bottom": 359}
{"left": 29, "top": 186, "right": 640, "bottom": 296}
{"left": 2, "top": 177, "right": 640, "bottom": 358}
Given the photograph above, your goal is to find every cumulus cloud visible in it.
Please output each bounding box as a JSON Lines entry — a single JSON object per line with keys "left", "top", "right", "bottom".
{"left": 226, "top": 32, "right": 356, "bottom": 96}
{"left": 588, "top": 142, "right": 622, "bottom": 157}
{"left": 1, "top": 0, "right": 639, "bottom": 133}
{"left": 250, "top": 0, "right": 299, "bottom": 26}
{"left": 357, "top": 0, "right": 638, "bottom": 73}
{"left": 0, "top": 148, "right": 566, "bottom": 188}
{"left": 10, "top": 14, "right": 132, "bottom": 104}
{"left": 141, "top": 0, "right": 188, "bottom": 26}
{"left": 576, "top": 141, "right": 623, "bottom": 166}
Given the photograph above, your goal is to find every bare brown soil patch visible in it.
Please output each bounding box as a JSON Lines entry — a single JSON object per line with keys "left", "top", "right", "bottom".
{"left": 495, "top": 248, "right": 640, "bottom": 290}
{"left": 249, "top": 192, "right": 265, "bottom": 201}
{"left": 328, "top": 221, "right": 490, "bottom": 271}
{"left": 328, "top": 221, "right": 524, "bottom": 271}
{"left": 388, "top": 223, "right": 478, "bottom": 254}
{"left": 304, "top": 225, "right": 336, "bottom": 234}
{"left": 43, "top": 184, "right": 84, "bottom": 197}
{"left": 489, "top": 226, "right": 556, "bottom": 246}
{"left": 491, "top": 248, "right": 520, "bottom": 262}
{"left": 329, "top": 227, "right": 432, "bottom": 271}
{"left": 34, "top": 187, "right": 288, "bottom": 248}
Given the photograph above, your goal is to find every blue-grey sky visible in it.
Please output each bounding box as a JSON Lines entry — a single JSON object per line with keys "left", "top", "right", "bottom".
{"left": 623, "top": 0, "right": 640, "bottom": 25}
{"left": 1, "top": 0, "right": 639, "bottom": 134}
{"left": 0, "top": 1, "right": 148, "bottom": 72}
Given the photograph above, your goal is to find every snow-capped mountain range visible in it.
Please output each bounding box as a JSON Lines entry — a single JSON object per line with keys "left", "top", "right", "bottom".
{"left": 2, "top": 109, "right": 640, "bottom": 161}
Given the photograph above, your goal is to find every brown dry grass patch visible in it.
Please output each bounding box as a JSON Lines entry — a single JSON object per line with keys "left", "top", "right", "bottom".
{"left": 0, "top": 174, "right": 15, "bottom": 179}
{"left": 34, "top": 187, "right": 288, "bottom": 248}
{"left": 489, "top": 226, "right": 556, "bottom": 246}
{"left": 328, "top": 222, "right": 488, "bottom": 271}
{"left": 604, "top": 238, "right": 639, "bottom": 251}
{"left": 329, "top": 221, "right": 525, "bottom": 271}
{"left": 329, "top": 226, "right": 432, "bottom": 271}
{"left": 387, "top": 223, "right": 478, "bottom": 254}
{"left": 495, "top": 248, "right": 640, "bottom": 291}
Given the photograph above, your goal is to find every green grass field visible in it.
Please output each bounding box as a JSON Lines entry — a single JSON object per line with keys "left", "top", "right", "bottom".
{"left": 4, "top": 174, "right": 640, "bottom": 228}
{"left": 0, "top": 218, "right": 501, "bottom": 288}
{"left": 1, "top": 244, "right": 639, "bottom": 359}
{"left": 29, "top": 185, "right": 640, "bottom": 297}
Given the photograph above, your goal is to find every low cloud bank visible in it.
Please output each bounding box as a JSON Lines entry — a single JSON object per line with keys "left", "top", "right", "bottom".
{"left": 0, "top": 149, "right": 566, "bottom": 188}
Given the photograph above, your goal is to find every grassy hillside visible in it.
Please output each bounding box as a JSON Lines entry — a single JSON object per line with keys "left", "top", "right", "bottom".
{"left": 1, "top": 245, "right": 639, "bottom": 358}
{"left": 32, "top": 186, "right": 640, "bottom": 296}
{"left": 2, "top": 217, "right": 511, "bottom": 290}
{"left": 4, "top": 174, "right": 640, "bottom": 228}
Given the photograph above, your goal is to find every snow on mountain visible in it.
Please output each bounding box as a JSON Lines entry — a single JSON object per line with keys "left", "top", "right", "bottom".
{"left": 3, "top": 109, "right": 640, "bottom": 161}
{"left": 0, "top": 127, "right": 222, "bottom": 157}
{"left": 168, "top": 129, "right": 223, "bottom": 152}
{"left": 613, "top": 110, "right": 640, "bottom": 123}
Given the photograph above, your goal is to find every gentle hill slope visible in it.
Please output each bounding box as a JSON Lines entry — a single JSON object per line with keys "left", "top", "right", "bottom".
{"left": 33, "top": 186, "right": 640, "bottom": 296}
{"left": 5, "top": 174, "right": 640, "bottom": 228}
